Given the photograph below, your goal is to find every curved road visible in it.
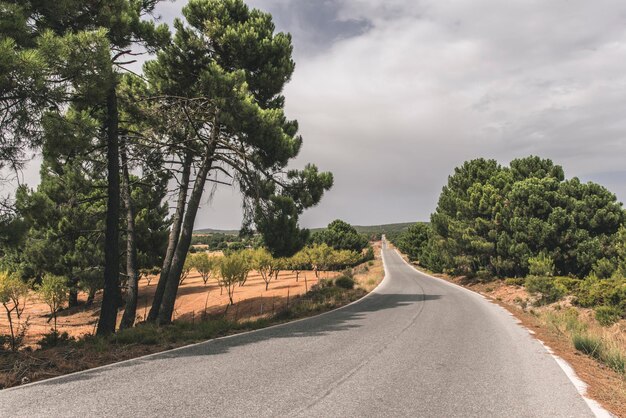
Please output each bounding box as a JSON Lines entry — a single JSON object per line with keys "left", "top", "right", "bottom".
{"left": 1, "top": 242, "right": 596, "bottom": 417}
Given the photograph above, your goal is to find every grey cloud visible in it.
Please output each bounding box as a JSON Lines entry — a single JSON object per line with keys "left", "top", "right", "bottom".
{"left": 13, "top": 0, "right": 626, "bottom": 230}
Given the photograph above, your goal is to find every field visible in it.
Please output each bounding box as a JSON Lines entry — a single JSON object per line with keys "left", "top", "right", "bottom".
{"left": 4, "top": 248, "right": 387, "bottom": 348}
{"left": 195, "top": 222, "right": 422, "bottom": 237}
{"left": 2, "top": 268, "right": 335, "bottom": 348}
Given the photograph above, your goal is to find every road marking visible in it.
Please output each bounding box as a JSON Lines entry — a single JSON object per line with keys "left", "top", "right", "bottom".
{"left": 392, "top": 250, "right": 614, "bottom": 418}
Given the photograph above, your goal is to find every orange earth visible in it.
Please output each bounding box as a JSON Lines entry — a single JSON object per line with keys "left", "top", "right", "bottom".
{"left": 2, "top": 268, "right": 339, "bottom": 347}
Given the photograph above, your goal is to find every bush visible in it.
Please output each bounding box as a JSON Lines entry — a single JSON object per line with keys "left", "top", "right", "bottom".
{"left": 475, "top": 269, "right": 492, "bottom": 282}
{"left": 528, "top": 253, "right": 555, "bottom": 277}
{"left": 553, "top": 277, "right": 580, "bottom": 293}
{"left": 594, "top": 306, "right": 622, "bottom": 326}
{"left": 37, "top": 275, "right": 69, "bottom": 332}
{"left": 573, "top": 333, "right": 602, "bottom": 357}
{"left": 592, "top": 258, "right": 617, "bottom": 279}
{"left": 572, "top": 332, "right": 626, "bottom": 375}
{"left": 38, "top": 330, "right": 74, "bottom": 349}
{"left": 335, "top": 275, "right": 355, "bottom": 290}
{"left": 525, "top": 275, "right": 566, "bottom": 304}
{"left": 362, "top": 246, "right": 375, "bottom": 262}
{"left": 505, "top": 278, "right": 525, "bottom": 286}
{"left": 575, "top": 275, "right": 626, "bottom": 309}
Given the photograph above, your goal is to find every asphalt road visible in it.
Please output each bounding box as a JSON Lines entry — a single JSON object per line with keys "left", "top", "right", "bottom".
{"left": 1, "top": 242, "right": 597, "bottom": 417}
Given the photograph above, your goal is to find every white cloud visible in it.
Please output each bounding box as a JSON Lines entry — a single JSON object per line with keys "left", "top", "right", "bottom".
{"left": 15, "top": 0, "right": 626, "bottom": 229}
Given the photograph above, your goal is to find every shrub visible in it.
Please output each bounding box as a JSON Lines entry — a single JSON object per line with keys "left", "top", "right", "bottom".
{"left": 572, "top": 332, "right": 626, "bottom": 375}
{"left": 528, "top": 252, "right": 555, "bottom": 277}
{"left": 505, "top": 278, "right": 525, "bottom": 287}
{"left": 594, "top": 306, "right": 622, "bottom": 326}
{"left": 335, "top": 275, "right": 355, "bottom": 290}
{"left": 553, "top": 276, "right": 580, "bottom": 293}
{"left": 573, "top": 333, "right": 602, "bottom": 357}
{"left": 592, "top": 258, "right": 617, "bottom": 280}
{"left": 38, "top": 330, "right": 74, "bottom": 349}
{"left": 0, "top": 272, "right": 29, "bottom": 351}
{"left": 475, "top": 269, "right": 492, "bottom": 282}
{"left": 575, "top": 275, "right": 626, "bottom": 309}
{"left": 525, "top": 275, "right": 566, "bottom": 304}
{"left": 362, "top": 246, "right": 375, "bottom": 262}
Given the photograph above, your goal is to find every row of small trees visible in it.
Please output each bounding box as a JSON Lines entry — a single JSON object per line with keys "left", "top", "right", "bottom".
{"left": 177, "top": 244, "right": 366, "bottom": 303}
{"left": 0, "top": 242, "right": 370, "bottom": 351}
{"left": 0, "top": 273, "right": 69, "bottom": 351}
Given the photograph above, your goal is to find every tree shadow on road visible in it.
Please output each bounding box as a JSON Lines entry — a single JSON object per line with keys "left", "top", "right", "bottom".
{"left": 35, "top": 292, "right": 441, "bottom": 387}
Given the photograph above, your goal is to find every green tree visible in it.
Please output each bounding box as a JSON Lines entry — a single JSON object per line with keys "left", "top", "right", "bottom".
{"left": 394, "top": 223, "right": 431, "bottom": 263}
{"left": 427, "top": 156, "right": 624, "bottom": 278}
{"left": 253, "top": 248, "right": 275, "bottom": 291}
{"left": 37, "top": 275, "right": 69, "bottom": 332}
{"left": 191, "top": 253, "right": 217, "bottom": 286}
{"left": 218, "top": 252, "right": 250, "bottom": 305}
{"left": 311, "top": 219, "right": 368, "bottom": 252}
{"left": 146, "top": 0, "right": 332, "bottom": 325}
{"left": 0, "top": 272, "right": 29, "bottom": 351}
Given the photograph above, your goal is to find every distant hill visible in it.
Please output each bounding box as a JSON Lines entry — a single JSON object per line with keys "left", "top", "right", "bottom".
{"left": 194, "top": 222, "right": 422, "bottom": 236}
{"left": 193, "top": 228, "right": 240, "bottom": 235}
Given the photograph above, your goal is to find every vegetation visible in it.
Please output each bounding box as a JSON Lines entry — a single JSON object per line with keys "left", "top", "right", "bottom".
{"left": 540, "top": 309, "right": 625, "bottom": 375}
{"left": 391, "top": 156, "right": 626, "bottom": 319}
{"left": 36, "top": 276, "right": 69, "bottom": 333}
{"left": 311, "top": 219, "right": 369, "bottom": 252}
{"left": 0, "top": 272, "right": 28, "bottom": 351}
{"left": 0, "top": 0, "right": 333, "bottom": 341}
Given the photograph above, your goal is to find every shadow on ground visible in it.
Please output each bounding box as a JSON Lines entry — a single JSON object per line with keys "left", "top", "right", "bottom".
{"left": 35, "top": 291, "right": 441, "bottom": 387}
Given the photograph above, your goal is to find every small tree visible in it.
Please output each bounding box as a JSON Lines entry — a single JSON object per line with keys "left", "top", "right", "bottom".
{"left": 331, "top": 250, "right": 360, "bottom": 270}
{"left": 237, "top": 249, "right": 255, "bottom": 287}
{"left": 310, "top": 244, "right": 334, "bottom": 278}
{"left": 528, "top": 252, "right": 555, "bottom": 277}
{"left": 140, "top": 267, "right": 161, "bottom": 287}
{"left": 254, "top": 248, "right": 275, "bottom": 291}
{"left": 289, "top": 251, "right": 308, "bottom": 282}
{"left": 272, "top": 257, "right": 287, "bottom": 281}
{"left": 179, "top": 256, "right": 194, "bottom": 286}
{"left": 77, "top": 268, "right": 103, "bottom": 305}
{"left": 0, "top": 272, "right": 29, "bottom": 351}
{"left": 219, "top": 253, "right": 250, "bottom": 305}
{"left": 192, "top": 254, "right": 217, "bottom": 286}
{"left": 37, "top": 275, "right": 69, "bottom": 333}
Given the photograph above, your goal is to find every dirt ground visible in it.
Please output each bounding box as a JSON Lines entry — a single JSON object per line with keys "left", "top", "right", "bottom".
{"left": 2, "top": 242, "right": 385, "bottom": 348}
{"left": 1, "top": 268, "right": 337, "bottom": 347}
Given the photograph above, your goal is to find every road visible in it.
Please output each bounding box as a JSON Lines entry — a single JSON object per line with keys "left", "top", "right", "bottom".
{"left": 1, "top": 242, "right": 597, "bottom": 417}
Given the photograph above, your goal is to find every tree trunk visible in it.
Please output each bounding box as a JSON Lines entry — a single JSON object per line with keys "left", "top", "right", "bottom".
{"left": 68, "top": 285, "right": 79, "bottom": 308}
{"left": 147, "top": 151, "right": 192, "bottom": 322}
{"left": 119, "top": 139, "right": 140, "bottom": 330}
{"left": 157, "top": 152, "right": 214, "bottom": 325}
{"left": 97, "top": 84, "right": 121, "bottom": 336}
{"left": 5, "top": 307, "right": 15, "bottom": 351}
{"left": 87, "top": 289, "right": 96, "bottom": 305}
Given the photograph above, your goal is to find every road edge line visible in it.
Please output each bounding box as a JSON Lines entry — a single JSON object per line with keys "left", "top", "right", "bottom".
{"left": 393, "top": 250, "right": 614, "bottom": 418}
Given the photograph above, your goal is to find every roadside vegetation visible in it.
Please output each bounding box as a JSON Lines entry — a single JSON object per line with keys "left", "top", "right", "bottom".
{"left": 389, "top": 156, "right": 626, "bottom": 322}
{"left": 0, "top": 238, "right": 383, "bottom": 389}
{"left": 390, "top": 155, "right": 626, "bottom": 415}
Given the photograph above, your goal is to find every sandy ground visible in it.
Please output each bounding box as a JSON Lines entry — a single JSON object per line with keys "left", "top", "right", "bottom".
{"left": 1, "top": 268, "right": 338, "bottom": 347}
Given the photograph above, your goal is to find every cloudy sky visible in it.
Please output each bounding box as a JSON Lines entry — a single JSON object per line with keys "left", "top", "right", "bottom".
{"left": 16, "top": 0, "right": 626, "bottom": 230}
